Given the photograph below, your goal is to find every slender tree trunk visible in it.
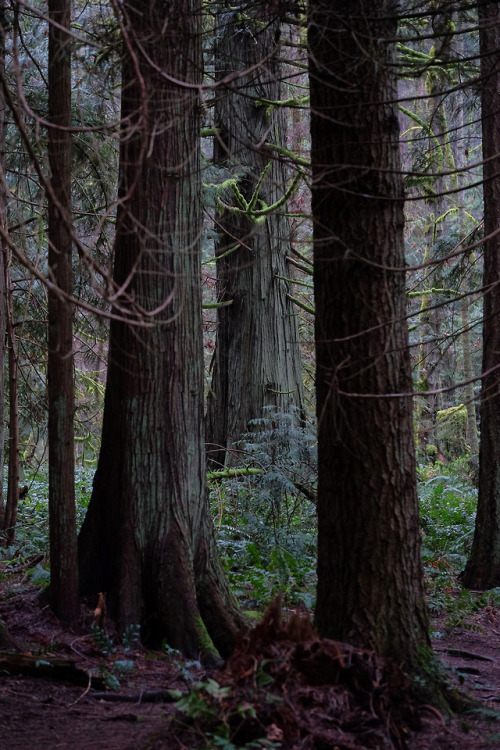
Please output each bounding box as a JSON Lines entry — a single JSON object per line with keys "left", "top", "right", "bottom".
{"left": 78, "top": 0, "right": 245, "bottom": 660}
{"left": 0, "top": 1, "right": 7, "bottom": 530}
{"left": 418, "top": 5, "right": 456, "bottom": 448}
{"left": 206, "top": 5, "right": 305, "bottom": 469}
{"left": 309, "top": 0, "right": 430, "bottom": 672}
{"left": 461, "top": 292, "right": 479, "bottom": 455}
{"left": 461, "top": 3, "right": 500, "bottom": 589}
{"left": 3, "top": 250, "right": 19, "bottom": 546}
{"left": 47, "top": 0, "right": 79, "bottom": 621}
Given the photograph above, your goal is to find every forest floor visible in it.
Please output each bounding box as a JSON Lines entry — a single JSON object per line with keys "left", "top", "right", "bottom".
{"left": 1, "top": 570, "right": 500, "bottom": 750}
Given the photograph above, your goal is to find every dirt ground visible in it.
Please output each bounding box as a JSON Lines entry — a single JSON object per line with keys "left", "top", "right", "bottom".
{"left": 1, "top": 573, "right": 500, "bottom": 750}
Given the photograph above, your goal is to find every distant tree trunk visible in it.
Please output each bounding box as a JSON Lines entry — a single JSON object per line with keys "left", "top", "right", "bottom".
{"left": 310, "top": 1, "right": 430, "bottom": 671}
{"left": 3, "top": 249, "right": 19, "bottom": 547}
{"left": 78, "top": 0, "right": 246, "bottom": 660}
{"left": 1, "top": 2, "right": 19, "bottom": 547}
{"left": 47, "top": 0, "right": 79, "bottom": 621}
{"left": 0, "top": 1, "right": 7, "bottom": 531}
{"left": 206, "top": 5, "right": 305, "bottom": 469}
{"left": 461, "top": 3, "right": 500, "bottom": 589}
{"left": 418, "top": 4, "right": 456, "bottom": 448}
{"left": 460, "top": 290, "right": 479, "bottom": 455}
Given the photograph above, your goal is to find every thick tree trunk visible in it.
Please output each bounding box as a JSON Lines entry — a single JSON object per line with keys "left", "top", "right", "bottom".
{"left": 309, "top": 1, "right": 430, "bottom": 671}
{"left": 461, "top": 3, "right": 500, "bottom": 589}
{"left": 78, "top": 0, "right": 245, "bottom": 660}
{"left": 47, "top": 0, "right": 79, "bottom": 621}
{"left": 206, "top": 6, "right": 305, "bottom": 469}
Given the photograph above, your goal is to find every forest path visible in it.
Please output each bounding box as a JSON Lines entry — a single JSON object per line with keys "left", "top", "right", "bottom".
{"left": 1, "top": 582, "right": 500, "bottom": 749}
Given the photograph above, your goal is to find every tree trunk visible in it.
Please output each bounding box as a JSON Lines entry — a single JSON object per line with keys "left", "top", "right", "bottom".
{"left": 0, "top": 2, "right": 7, "bottom": 531}
{"left": 461, "top": 3, "right": 500, "bottom": 589}
{"left": 3, "top": 248, "right": 19, "bottom": 547}
{"left": 418, "top": 4, "right": 456, "bottom": 449}
{"left": 78, "top": 0, "right": 246, "bottom": 661}
{"left": 206, "top": 5, "right": 305, "bottom": 469}
{"left": 460, "top": 292, "right": 479, "bottom": 455}
{"left": 47, "top": 0, "right": 79, "bottom": 621}
{"left": 309, "top": 0, "right": 430, "bottom": 671}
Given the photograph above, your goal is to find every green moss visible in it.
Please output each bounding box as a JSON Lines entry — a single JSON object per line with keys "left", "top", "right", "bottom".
{"left": 410, "top": 644, "right": 471, "bottom": 714}
{"left": 193, "top": 616, "right": 220, "bottom": 665}
{"left": 243, "top": 610, "right": 261, "bottom": 622}
{"left": 436, "top": 405, "right": 468, "bottom": 458}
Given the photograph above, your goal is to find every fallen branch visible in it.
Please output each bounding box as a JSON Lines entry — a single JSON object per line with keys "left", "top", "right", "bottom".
{"left": 92, "top": 689, "right": 183, "bottom": 703}
{"left": 0, "top": 651, "right": 104, "bottom": 687}
{"left": 207, "top": 467, "right": 264, "bottom": 481}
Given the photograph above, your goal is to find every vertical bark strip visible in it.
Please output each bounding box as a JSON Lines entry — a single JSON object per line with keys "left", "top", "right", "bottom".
{"left": 47, "top": 0, "right": 79, "bottom": 621}
{"left": 461, "top": 3, "right": 500, "bottom": 589}
{"left": 206, "top": 6, "right": 305, "bottom": 468}
{"left": 309, "top": 1, "right": 430, "bottom": 668}
{"left": 79, "top": 0, "right": 245, "bottom": 659}
{"left": 3, "top": 249, "right": 19, "bottom": 546}
{"left": 0, "top": 2, "right": 7, "bottom": 530}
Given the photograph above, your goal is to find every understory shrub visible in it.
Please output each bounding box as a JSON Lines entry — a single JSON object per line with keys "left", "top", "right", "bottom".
{"left": 209, "top": 407, "right": 318, "bottom": 609}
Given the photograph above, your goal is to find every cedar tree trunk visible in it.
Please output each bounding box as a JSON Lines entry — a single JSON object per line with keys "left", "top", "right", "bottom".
{"left": 309, "top": 0, "right": 431, "bottom": 670}
{"left": 206, "top": 5, "right": 305, "bottom": 468}
{"left": 78, "top": 0, "right": 246, "bottom": 660}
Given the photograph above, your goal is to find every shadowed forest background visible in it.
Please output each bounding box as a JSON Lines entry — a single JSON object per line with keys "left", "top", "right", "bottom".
{"left": 1, "top": 0, "right": 500, "bottom": 746}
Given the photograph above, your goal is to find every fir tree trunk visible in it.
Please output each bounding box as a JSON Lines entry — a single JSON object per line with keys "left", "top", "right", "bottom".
{"left": 309, "top": 0, "right": 430, "bottom": 671}
{"left": 78, "top": 0, "right": 245, "bottom": 660}
{"left": 461, "top": 3, "right": 500, "bottom": 589}
{"left": 206, "top": 5, "right": 305, "bottom": 469}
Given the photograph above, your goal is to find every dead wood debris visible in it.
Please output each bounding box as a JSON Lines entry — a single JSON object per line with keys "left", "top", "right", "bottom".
{"left": 0, "top": 651, "right": 105, "bottom": 688}
{"left": 178, "top": 599, "right": 423, "bottom": 750}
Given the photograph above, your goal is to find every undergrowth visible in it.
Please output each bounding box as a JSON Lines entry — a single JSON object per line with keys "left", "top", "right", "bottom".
{"left": 417, "top": 456, "right": 494, "bottom": 633}
{"left": 0, "top": 427, "right": 491, "bottom": 635}
{"left": 0, "top": 467, "right": 92, "bottom": 584}
{"left": 208, "top": 407, "right": 317, "bottom": 610}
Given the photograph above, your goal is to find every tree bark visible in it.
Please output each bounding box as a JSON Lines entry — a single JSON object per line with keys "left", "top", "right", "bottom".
{"left": 309, "top": 0, "right": 430, "bottom": 671}
{"left": 461, "top": 3, "right": 500, "bottom": 589}
{"left": 47, "top": 0, "right": 79, "bottom": 621}
{"left": 0, "top": 2, "right": 7, "bottom": 532}
{"left": 78, "top": 0, "right": 246, "bottom": 661}
{"left": 206, "top": 5, "right": 305, "bottom": 469}
{"left": 3, "top": 247, "right": 19, "bottom": 547}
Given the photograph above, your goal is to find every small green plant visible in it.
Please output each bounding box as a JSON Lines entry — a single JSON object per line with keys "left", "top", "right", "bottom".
{"left": 113, "top": 659, "right": 135, "bottom": 675}
{"left": 97, "top": 663, "right": 120, "bottom": 691}
{"left": 175, "top": 679, "right": 225, "bottom": 721}
{"left": 174, "top": 679, "right": 282, "bottom": 749}
{"left": 90, "top": 625, "right": 116, "bottom": 656}
{"left": 122, "top": 623, "right": 141, "bottom": 650}
{"left": 30, "top": 562, "right": 51, "bottom": 587}
{"left": 162, "top": 641, "right": 201, "bottom": 682}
